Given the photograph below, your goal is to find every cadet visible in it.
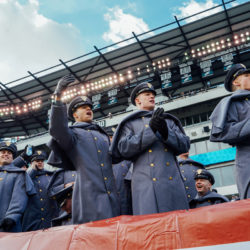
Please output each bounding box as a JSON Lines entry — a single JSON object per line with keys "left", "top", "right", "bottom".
{"left": 22, "top": 150, "right": 59, "bottom": 231}
{"left": 189, "top": 169, "right": 229, "bottom": 208}
{"left": 210, "top": 64, "right": 250, "bottom": 199}
{"left": 47, "top": 168, "right": 76, "bottom": 224}
{"left": 0, "top": 142, "right": 35, "bottom": 232}
{"left": 51, "top": 185, "right": 73, "bottom": 227}
{"left": 111, "top": 82, "right": 190, "bottom": 215}
{"left": 178, "top": 152, "right": 205, "bottom": 202}
{"left": 48, "top": 75, "right": 120, "bottom": 224}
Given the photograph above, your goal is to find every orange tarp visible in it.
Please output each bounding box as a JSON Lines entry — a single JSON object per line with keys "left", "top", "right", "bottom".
{"left": 0, "top": 199, "right": 250, "bottom": 250}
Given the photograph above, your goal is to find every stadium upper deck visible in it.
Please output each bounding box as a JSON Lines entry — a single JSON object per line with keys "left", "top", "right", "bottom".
{"left": 0, "top": 0, "right": 249, "bottom": 138}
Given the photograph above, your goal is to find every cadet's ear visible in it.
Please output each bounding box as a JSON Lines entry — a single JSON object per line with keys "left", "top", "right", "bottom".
{"left": 135, "top": 97, "right": 141, "bottom": 106}
{"left": 232, "top": 77, "right": 241, "bottom": 87}
{"left": 73, "top": 111, "right": 78, "bottom": 119}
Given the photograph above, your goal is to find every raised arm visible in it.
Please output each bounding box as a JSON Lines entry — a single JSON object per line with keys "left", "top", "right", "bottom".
{"left": 210, "top": 103, "right": 250, "bottom": 144}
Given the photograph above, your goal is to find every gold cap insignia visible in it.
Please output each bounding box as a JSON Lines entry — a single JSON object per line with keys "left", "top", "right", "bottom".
{"left": 197, "top": 169, "right": 202, "bottom": 174}
{"left": 81, "top": 96, "right": 87, "bottom": 102}
{"left": 37, "top": 151, "right": 42, "bottom": 155}
{"left": 111, "top": 127, "right": 116, "bottom": 133}
{"left": 5, "top": 141, "right": 11, "bottom": 147}
{"left": 147, "top": 83, "right": 152, "bottom": 88}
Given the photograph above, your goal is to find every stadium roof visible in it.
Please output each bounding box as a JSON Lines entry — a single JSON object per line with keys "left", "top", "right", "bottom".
{"left": 0, "top": 0, "right": 250, "bottom": 138}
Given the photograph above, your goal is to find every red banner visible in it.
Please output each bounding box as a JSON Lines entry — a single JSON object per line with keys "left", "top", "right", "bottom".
{"left": 0, "top": 199, "right": 250, "bottom": 250}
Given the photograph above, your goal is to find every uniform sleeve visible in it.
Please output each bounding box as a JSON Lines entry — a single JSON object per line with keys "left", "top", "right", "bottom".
{"left": 49, "top": 102, "right": 76, "bottom": 151}
{"left": 12, "top": 156, "right": 27, "bottom": 168}
{"left": 160, "top": 120, "right": 190, "bottom": 155}
{"left": 47, "top": 172, "right": 64, "bottom": 197}
{"left": 4, "top": 174, "right": 28, "bottom": 223}
{"left": 210, "top": 103, "right": 250, "bottom": 144}
{"left": 117, "top": 123, "right": 158, "bottom": 159}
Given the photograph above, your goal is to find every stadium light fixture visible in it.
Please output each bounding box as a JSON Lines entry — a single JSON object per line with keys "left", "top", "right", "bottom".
{"left": 0, "top": 99, "right": 42, "bottom": 117}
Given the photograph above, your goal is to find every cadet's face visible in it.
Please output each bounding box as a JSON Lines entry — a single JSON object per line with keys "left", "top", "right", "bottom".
{"left": 135, "top": 91, "right": 155, "bottom": 111}
{"left": 73, "top": 105, "right": 93, "bottom": 123}
{"left": 195, "top": 178, "right": 212, "bottom": 196}
{"left": 32, "top": 159, "right": 44, "bottom": 170}
{"left": 0, "top": 150, "right": 13, "bottom": 166}
{"left": 233, "top": 73, "right": 250, "bottom": 90}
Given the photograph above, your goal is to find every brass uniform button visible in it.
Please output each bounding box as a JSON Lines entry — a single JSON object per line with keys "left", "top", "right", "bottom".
{"left": 72, "top": 174, "right": 75, "bottom": 177}
{"left": 98, "top": 150, "right": 101, "bottom": 153}
{"left": 40, "top": 198, "right": 43, "bottom": 201}
{"left": 188, "top": 195, "right": 191, "bottom": 198}
{"left": 142, "top": 116, "right": 145, "bottom": 119}
{"left": 169, "top": 176, "right": 173, "bottom": 180}
{"left": 41, "top": 218, "right": 44, "bottom": 221}
{"left": 181, "top": 170, "right": 184, "bottom": 173}
{"left": 39, "top": 189, "right": 42, "bottom": 192}
{"left": 184, "top": 178, "right": 187, "bottom": 181}
{"left": 145, "top": 124, "right": 149, "bottom": 128}
{"left": 38, "top": 181, "right": 41, "bottom": 183}
{"left": 148, "top": 149, "right": 152, "bottom": 153}
{"left": 107, "top": 191, "right": 111, "bottom": 195}
{"left": 94, "top": 137, "right": 97, "bottom": 140}
{"left": 87, "top": 129, "right": 90, "bottom": 132}
{"left": 152, "top": 178, "right": 157, "bottom": 181}
{"left": 46, "top": 174, "right": 48, "bottom": 176}
{"left": 121, "top": 164, "right": 124, "bottom": 167}
{"left": 100, "top": 163, "right": 104, "bottom": 167}
{"left": 179, "top": 163, "right": 182, "bottom": 166}
{"left": 41, "top": 208, "right": 44, "bottom": 211}
{"left": 164, "top": 148, "right": 168, "bottom": 152}
{"left": 166, "top": 162, "right": 170, "bottom": 166}
{"left": 104, "top": 177, "right": 108, "bottom": 181}
{"left": 185, "top": 186, "right": 189, "bottom": 189}
{"left": 150, "top": 163, "right": 154, "bottom": 167}
{"left": 3, "top": 171, "right": 7, "bottom": 173}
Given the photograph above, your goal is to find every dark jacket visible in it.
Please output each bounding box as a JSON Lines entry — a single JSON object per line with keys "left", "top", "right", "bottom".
{"left": 0, "top": 163, "right": 36, "bottom": 232}
{"left": 111, "top": 110, "right": 190, "bottom": 215}
{"left": 189, "top": 191, "right": 229, "bottom": 208}
{"left": 48, "top": 102, "right": 120, "bottom": 224}
{"left": 22, "top": 169, "right": 59, "bottom": 231}
{"left": 178, "top": 158, "right": 205, "bottom": 202}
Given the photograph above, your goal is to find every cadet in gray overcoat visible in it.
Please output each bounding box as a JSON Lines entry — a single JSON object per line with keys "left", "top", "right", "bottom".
{"left": 48, "top": 75, "right": 120, "bottom": 224}
{"left": 178, "top": 152, "right": 205, "bottom": 202}
{"left": 189, "top": 169, "right": 229, "bottom": 208}
{"left": 210, "top": 64, "right": 250, "bottom": 199}
{"left": 22, "top": 150, "right": 59, "bottom": 231}
{"left": 111, "top": 82, "right": 190, "bottom": 215}
{"left": 0, "top": 142, "right": 36, "bottom": 232}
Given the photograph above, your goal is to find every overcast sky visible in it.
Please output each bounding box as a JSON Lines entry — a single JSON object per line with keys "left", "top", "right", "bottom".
{"left": 0, "top": 0, "right": 247, "bottom": 84}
